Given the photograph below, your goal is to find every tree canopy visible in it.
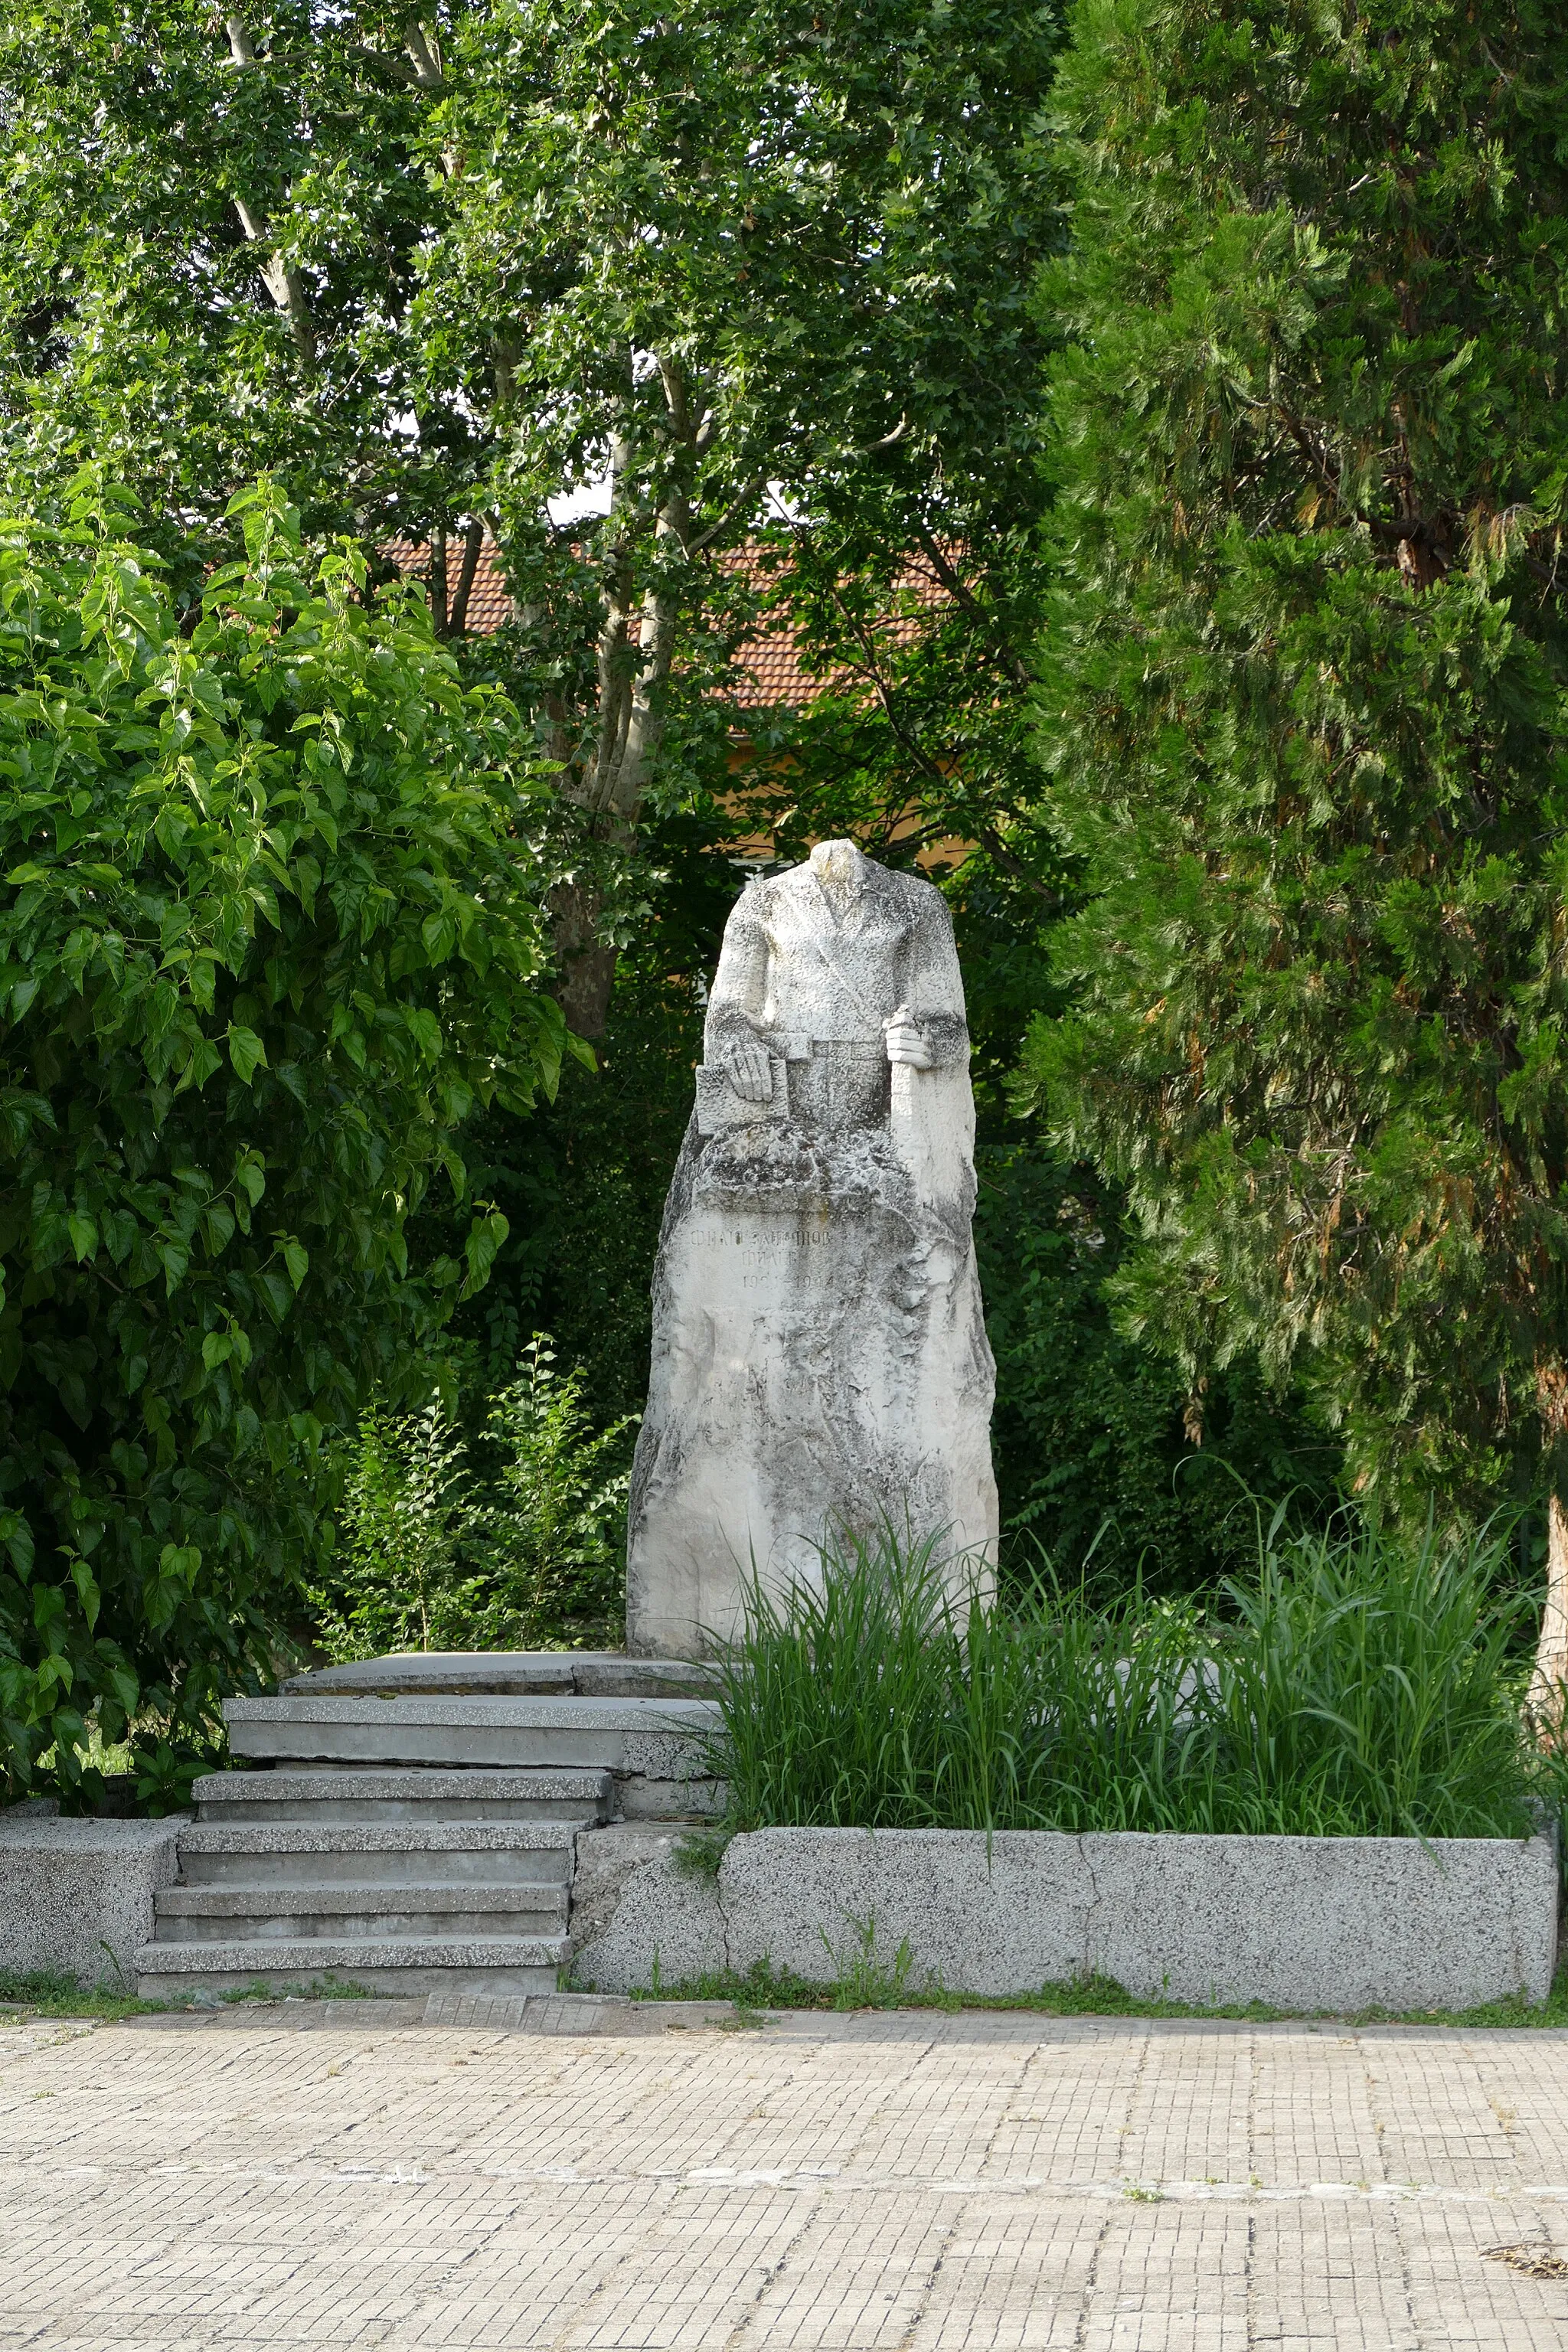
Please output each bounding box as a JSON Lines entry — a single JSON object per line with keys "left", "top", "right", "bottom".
{"left": 0, "top": 0, "right": 1061, "bottom": 1026}
{"left": 1022, "top": 0, "right": 1568, "bottom": 1677}
{"left": 24, "top": 0, "right": 1557, "bottom": 1781}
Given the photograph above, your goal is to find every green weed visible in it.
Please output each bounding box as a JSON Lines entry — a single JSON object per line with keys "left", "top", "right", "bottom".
{"left": 708, "top": 1512, "right": 1549, "bottom": 1841}
{"left": 216, "top": 1977, "right": 373, "bottom": 2004}
{"left": 632, "top": 1961, "right": 1568, "bottom": 2032}
{"left": 310, "top": 1338, "right": 634, "bottom": 1659}
{"left": 0, "top": 1968, "right": 163, "bottom": 2021}
{"left": 821, "top": 1912, "right": 920, "bottom": 2010}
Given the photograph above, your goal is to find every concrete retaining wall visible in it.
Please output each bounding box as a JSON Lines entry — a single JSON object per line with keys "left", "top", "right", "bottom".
{"left": 570, "top": 1824, "right": 1560, "bottom": 2013}
{"left": 568, "top": 1824, "right": 729, "bottom": 1989}
{"left": 0, "top": 1816, "right": 186, "bottom": 1989}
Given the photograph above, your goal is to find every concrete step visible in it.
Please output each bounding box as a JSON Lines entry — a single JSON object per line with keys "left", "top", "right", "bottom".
{"left": 175, "top": 1821, "right": 575, "bottom": 1887}
{"left": 155, "top": 1880, "right": 569, "bottom": 1942}
{"left": 191, "top": 1766, "right": 613, "bottom": 1825}
{"left": 223, "top": 1692, "right": 719, "bottom": 1774}
{"left": 281, "top": 1651, "right": 718, "bottom": 1701}
{"left": 135, "top": 1935, "right": 565, "bottom": 2000}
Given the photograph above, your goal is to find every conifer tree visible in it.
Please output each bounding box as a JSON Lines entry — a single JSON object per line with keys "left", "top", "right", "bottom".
{"left": 1023, "top": 2, "right": 1568, "bottom": 1702}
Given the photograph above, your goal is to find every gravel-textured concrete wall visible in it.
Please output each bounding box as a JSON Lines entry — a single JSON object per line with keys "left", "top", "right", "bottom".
{"left": 569, "top": 1825, "right": 728, "bottom": 1993}
{"left": 0, "top": 1817, "right": 185, "bottom": 1988}
{"left": 571, "top": 1824, "right": 1560, "bottom": 2012}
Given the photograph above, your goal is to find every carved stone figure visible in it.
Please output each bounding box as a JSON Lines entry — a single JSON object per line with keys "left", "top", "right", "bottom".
{"left": 626, "top": 838, "right": 998, "bottom": 1656}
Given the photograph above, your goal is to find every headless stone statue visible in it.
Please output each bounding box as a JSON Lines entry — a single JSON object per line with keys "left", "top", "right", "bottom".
{"left": 626, "top": 838, "right": 998, "bottom": 1656}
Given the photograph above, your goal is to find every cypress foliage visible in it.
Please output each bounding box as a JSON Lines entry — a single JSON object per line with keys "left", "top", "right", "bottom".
{"left": 1022, "top": 2, "right": 1568, "bottom": 1697}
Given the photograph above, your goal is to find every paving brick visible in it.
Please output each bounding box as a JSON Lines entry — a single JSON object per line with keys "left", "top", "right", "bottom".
{"left": 5, "top": 2010, "right": 1568, "bottom": 2347}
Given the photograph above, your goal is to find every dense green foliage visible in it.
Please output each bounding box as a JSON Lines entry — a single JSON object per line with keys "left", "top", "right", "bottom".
{"left": 0, "top": 0, "right": 482, "bottom": 577}
{"left": 8, "top": 0, "right": 1489, "bottom": 1762}
{"left": 0, "top": 0, "right": 1064, "bottom": 1036}
{"left": 713, "top": 1518, "right": 1544, "bottom": 1838}
{"left": 3, "top": 2, "right": 1187, "bottom": 1609}
{"left": 977, "top": 1145, "right": 1338, "bottom": 1589}
{"left": 311, "top": 1340, "right": 634, "bottom": 1658}
{"left": 1022, "top": 0, "right": 1568, "bottom": 1532}
{"left": 0, "top": 481, "right": 564, "bottom": 1794}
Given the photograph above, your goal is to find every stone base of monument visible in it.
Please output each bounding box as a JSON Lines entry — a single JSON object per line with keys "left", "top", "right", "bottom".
{"left": 134, "top": 1653, "right": 724, "bottom": 2000}
{"left": 568, "top": 1824, "right": 1560, "bottom": 2015}
{"left": 111, "top": 1651, "right": 1558, "bottom": 2011}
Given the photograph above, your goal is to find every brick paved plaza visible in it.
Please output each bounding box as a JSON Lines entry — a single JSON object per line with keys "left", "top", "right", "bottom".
{"left": 7, "top": 2004, "right": 1568, "bottom": 2348}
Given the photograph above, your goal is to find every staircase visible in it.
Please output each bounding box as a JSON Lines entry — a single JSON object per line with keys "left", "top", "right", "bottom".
{"left": 135, "top": 1654, "right": 721, "bottom": 2000}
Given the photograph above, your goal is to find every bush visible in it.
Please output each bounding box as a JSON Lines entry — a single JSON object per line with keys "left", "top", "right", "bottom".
{"left": 309, "top": 1398, "right": 479, "bottom": 1661}
{"left": 0, "top": 477, "right": 568, "bottom": 1796}
{"left": 310, "top": 1338, "right": 635, "bottom": 1658}
{"left": 713, "top": 1513, "right": 1547, "bottom": 1840}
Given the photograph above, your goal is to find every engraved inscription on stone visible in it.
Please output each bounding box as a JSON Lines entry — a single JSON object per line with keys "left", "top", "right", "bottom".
{"left": 626, "top": 839, "right": 998, "bottom": 1657}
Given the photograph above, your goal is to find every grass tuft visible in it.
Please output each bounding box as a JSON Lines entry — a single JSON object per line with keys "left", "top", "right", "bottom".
{"left": 709, "top": 1511, "right": 1557, "bottom": 1841}
{"left": 633, "top": 1959, "right": 1568, "bottom": 2032}
{"left": 0, "top": 1968, "right": 165, "bottom": 2021}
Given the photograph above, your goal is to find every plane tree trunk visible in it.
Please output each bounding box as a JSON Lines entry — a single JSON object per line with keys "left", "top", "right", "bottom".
{"left": 545, "top": 361, "right": 702, "bottom": 1040}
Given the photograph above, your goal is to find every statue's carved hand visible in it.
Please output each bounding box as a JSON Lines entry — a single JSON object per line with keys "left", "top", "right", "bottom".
{"left": 724, "top": 1040, "right": 775, "bottom": 1102}
{"left": 884, "top": 1017, "right": 933, "bottom": 1070}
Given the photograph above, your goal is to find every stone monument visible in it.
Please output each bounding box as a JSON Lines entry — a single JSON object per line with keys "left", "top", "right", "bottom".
{"left": 626, "top": 838, "right": 998, "bottom": 1655}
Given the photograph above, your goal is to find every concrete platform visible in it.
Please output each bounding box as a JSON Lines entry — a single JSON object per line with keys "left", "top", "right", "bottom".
{"left": 574, "top": 1823, "right": 1562, "bottom": 2012}
{"left": 137, "top": 1753, "right": 592, "bottom": 1997}
{"left": 0, "top": 1815, "right": 185, "bottom": 1987}
{"left": 223, "top": 1692, "right": 720, "bottom": 1786}
{"left": 155, "top": 1880, "right": 570, "bottom": 1939}
{"left": 172, "top": 1819, "right": 576, "bottom": 1884}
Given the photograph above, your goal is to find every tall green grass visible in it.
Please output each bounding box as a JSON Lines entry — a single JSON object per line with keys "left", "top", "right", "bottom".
{"left": 711, "top": 1514, "right": 1548, "bottom": 1839}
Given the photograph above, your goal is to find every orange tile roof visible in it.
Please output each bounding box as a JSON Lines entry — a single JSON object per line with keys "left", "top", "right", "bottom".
{"left": 387, "top": 535, "right": 946, "bottom": 712}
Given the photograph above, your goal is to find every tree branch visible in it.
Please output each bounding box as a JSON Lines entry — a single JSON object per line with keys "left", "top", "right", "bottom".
{"left": 403, "top": 19, "right": 445, "bottom": 90}
{"left": 224, "top": 14, "right": 315, "bottom": 363}
{"left": 911, "top": 525, "right": 1033, "bottom": 691}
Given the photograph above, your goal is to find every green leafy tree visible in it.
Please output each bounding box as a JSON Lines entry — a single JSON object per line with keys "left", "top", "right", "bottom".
{"left": 0, "top": 1, "right": 478, "bottom": 592}
{"left": 1021, "top": 2, "right": 1568, "bottom": 1691}
{"left": 0, "top": 0, "right": 1062, "bottom": 1034}
{"left": 428, "top": 0, "right": 1061, "bottom": 1026}
{"left": 976, "top": 1145, "right": 1339, "bottom": 1592}
{"left": 0, "top": 477, "right": 564, "bottom": 1794}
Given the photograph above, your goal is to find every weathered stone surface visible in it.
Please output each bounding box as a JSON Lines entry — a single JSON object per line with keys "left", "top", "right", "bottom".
{"left": 627, "top": 840, "right": 998, "bottom": 1657}
{"left": 616, "top": 1775, "right": 727, "bottom": 1821}
{"left": 175, "top": 1820, "right": 575, "bottom": 1877}
{"left": 574, "top": 1824, "right": 1559, "bottom": 2011}
{"left": 281, "top": 1651, "right": 718, "bottom": 1700}
{"left": 227, "top": 1691, "right": 717, "bottom": 1745}
{"left": 721, "top": 1827, "right": 1090, "bottom": 1993}
{"left": 569, "top": 1824, "right": 727, "bottom": 1992}
{"left": 133, "top": 1934, "right": 564, "bottom": 1999}
{"left": 1074, "top": 1828, "right": 1560, "bottom": 2010}
{"left": 188, "top": 1766, "right": 615, "bottom": 1824}
{"left": 573, "top": 1657, "right": 720, "bottom": 1701}
{"left": 0, "top": 1816, "right": 184, "bottom": 1987}
{"left": 283, "top": 1652, "right": 578, "bottom": 1697}
{"left": 222, "top": 1692, "right": 724, "bottom": 1820}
